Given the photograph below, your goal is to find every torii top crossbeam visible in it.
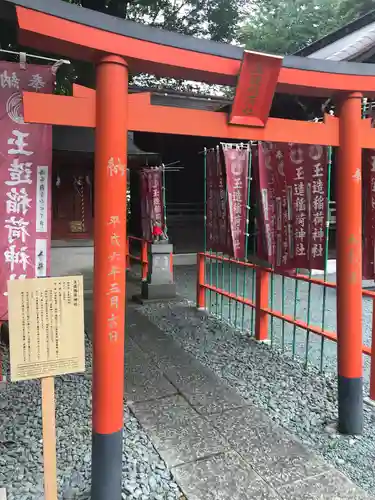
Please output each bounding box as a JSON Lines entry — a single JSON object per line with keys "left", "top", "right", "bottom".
{"left": 0, "top": 1, "right": 372, "bottom": 498}
{"left": 3, "top": 0, "right": 375, "bottom": 94}
{"left": 2, "top": 0, "right": 375, "bottom": 146}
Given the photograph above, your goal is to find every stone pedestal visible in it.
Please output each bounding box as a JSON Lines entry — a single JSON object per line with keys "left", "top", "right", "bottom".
{"left": 134, "top": 243, "right": 176, "bottom": 303}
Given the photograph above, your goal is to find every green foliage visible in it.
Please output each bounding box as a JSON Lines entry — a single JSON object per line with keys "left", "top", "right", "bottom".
{"left": 60, "top": 0, "right": 246, "bottom": 93}
{"left": 239, "top": 0, "right": 368, "bottom": 55}
{"left": 343, "top": 0, "right": 375, "bottom": 17}
{"left": 65, "top": 0, "right": 247, "bottom": 93}
{"left": 78, "top": 0, "right": 244, "bottom": 43}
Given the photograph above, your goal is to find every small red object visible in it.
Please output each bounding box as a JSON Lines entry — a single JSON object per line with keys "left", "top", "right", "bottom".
{"left": 152, "top": 225, "right": 163, "bottom": 236}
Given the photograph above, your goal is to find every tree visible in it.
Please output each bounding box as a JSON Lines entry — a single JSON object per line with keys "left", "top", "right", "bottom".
{"left": 239, "top": 0, "right": 365, "bottom": 55}
{"left": 0, "top": 0, "right": 244, "bottom": 95}
{"left": 343, "top": 0, "right": 375, "bottom": 17}
{"left": 78, "top": 0, "right": 244, "bottom": 43}
{"left": 64, "top": 0, "right": 246, "bottom": 94}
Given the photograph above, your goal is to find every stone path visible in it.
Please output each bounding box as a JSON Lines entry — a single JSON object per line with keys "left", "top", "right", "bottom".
{"left": 125, "top": 304, "right": 373, "bottom": 500}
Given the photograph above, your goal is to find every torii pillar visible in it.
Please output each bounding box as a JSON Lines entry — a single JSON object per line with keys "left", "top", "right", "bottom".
{"left": 91, "top": 55, "right": 128, "bottom": 500}
{"left": 336, "top": 92, "right": 363, "bottom": 435}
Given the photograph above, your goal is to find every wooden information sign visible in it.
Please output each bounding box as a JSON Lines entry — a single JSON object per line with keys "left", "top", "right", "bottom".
{"left": 7, "top": 275, "right": 85, "bottom": 382}
{"left": 7, "top": 275, "right": 86, "bottom": 500}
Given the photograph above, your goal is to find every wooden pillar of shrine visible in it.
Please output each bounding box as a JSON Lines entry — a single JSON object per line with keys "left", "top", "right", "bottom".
{"left": 336, "top": 91, "right": 363, "bottom": 435}
{"left": 91, "top": 55, "right": 128, "bottom": 499}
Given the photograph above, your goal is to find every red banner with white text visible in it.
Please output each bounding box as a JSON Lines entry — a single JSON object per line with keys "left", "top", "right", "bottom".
{"left": 206, "top": 148, "right": 232, "bottom": 254}
{"left": 0, "top": 62, "right": 55, "bottom": 319}
{"left": 222, "top": 145, "right": 249, "bottom": 260}
{"left": 206, "top": 149, "right": 219, "bottom": 252}
{"left": 256, "top": 142, "right": 328, "bottom": 270}
{"left": 140, "top": 168, "right": 164, "bottom": 241}
{"left": 363, "top": 149, "right": 375, "bottom": 279}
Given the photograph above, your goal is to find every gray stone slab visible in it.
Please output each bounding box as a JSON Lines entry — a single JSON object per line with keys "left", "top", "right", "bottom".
{"left": 127, "top": 309, "right": 172, "bottom": 349}
{"left": 278, "top": 470, "right": 372, "bottom": 500}
{"left": 210, "top": 406, "right": 327, "bottom": 489}
{"left": 127, "top": 309, "right": 247, "bottom": 415}
{"left": 129, "top": 395, "right": 228, "bottom": 467}
{"left": 172, "top": 451, "right": 279, "bottom": 500}
{"left": 125, "top": 339, "right": 177, "bottom": 403}
{"left": 166, "top": 367, "right": 247, "bottom": 416}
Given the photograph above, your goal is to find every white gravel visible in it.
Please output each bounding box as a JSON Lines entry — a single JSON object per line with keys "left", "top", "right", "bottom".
{"left": 136, "top": 297, "right": 375, "bottom": 495}
{"left": 0, "top": 337, "right": 182, "bottom": 500}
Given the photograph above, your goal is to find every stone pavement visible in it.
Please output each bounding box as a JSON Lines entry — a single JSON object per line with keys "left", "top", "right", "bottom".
{"left": 82, "top": 270, "right": 372, "bottom": 499}
{"left": 125, "top": 304, "right": 373, "bottom": 500}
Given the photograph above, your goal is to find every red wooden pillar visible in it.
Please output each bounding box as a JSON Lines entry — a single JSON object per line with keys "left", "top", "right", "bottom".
{"left": 196, "top": 253, "right": 206, "bottom": 309}
{"left": 91, "top": 55, "right": 128, "bottom": 499}
{"left": 255, "top": 268, "right": 269, "bottom": 341}
{"left": 336, "top": 91, "right": 363, "bottom": 435}
{"left": 141, "top": 239, "right": 148, "bottom": 281}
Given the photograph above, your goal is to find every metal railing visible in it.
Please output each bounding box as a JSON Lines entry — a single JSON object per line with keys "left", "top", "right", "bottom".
{"left": 196, "top": 252, "right": 375, "bottom": 401}
{"left": 127, "top": 236, "right": 149, "bottom": 280}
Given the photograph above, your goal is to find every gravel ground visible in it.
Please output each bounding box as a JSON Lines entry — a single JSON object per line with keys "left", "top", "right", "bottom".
{"left": 135, "top": 264, "right": 375, "bottom": 495}
{"left": 0, "top": 337, "right": 182, "bottom": 500}
{"left": 173, "top": 264, "right": 374, "bottom": 390}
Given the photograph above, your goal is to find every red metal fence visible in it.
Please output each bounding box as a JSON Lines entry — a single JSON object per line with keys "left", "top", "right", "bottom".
{"left": 196, "top": 252, "right": 375, "bottom": 401}
{"left": 127, "top": 235, "right": 149, "bottom": 280}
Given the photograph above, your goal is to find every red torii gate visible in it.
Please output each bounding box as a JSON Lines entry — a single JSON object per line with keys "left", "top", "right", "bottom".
{"left": 4, "top": 0, "right": 375, "bottom": 497}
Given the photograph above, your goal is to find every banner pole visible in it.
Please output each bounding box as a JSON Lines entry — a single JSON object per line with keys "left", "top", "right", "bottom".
{"left": 162, "top": 165, "right": 168, "bottom": 237}
{"left": 242, "top": 144, "right": 252, "bottom": 333}
{"left": 320, "top": 145, "right": 333, "bottom": 372}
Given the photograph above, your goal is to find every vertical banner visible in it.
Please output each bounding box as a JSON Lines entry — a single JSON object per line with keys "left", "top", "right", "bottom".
{"left": 256, "top": 142, "right": 276, "bottom": 265}
{"left": 256, "top": 142, "right": 328, "bottom": 270}
{"left": 139, "top": 172, "right": 150, "bottom": 240}
{"left": 363, "top": 149, "right": 375, "bottom": 279}
{"left": 206, "top": 149, "right": 218, "bottom": 252}
{"left": 222, "top": 145, "right": 249, "bottom": 259}
{"left": 217, "top": 148, "right": 232, "bottom": 255}
{"left": 0, "top": 62, "right": 55, "bottom": 319}
{"left": 140, "top": 168, "right": 164, "bottom": 240}
{"left": 205, "top": 148, "right": 232, "bottom": 254}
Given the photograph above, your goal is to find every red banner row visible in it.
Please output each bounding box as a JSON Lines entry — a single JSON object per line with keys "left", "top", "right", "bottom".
{"left": 206, "top": 142, "right": 329, "bottom": 271}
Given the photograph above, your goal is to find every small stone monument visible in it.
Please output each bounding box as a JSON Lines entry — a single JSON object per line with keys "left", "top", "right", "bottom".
{"left": 134, "top": 226, "right": 177, "bottom": 303}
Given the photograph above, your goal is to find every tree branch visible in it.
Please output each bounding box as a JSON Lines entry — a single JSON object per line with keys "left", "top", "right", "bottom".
{"left": 81, "top": 0, "right": 107, "bottom": 13}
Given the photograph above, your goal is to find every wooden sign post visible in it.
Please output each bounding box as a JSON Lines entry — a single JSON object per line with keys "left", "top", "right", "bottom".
{"left": 7, "top": 276, "right": 86, "bottom": 500}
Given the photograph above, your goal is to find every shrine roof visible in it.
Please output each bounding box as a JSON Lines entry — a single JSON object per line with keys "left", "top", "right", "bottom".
{"left": 129, "top": 87, "right": 231, "bottom": 112}
{"left": 53, "top": 128, "right": 159, "bottom": 161}
{"left": 295, "top": 9, "right": 375, "bottom": 58}
{"left": 3, "top": 0, "right": 375, "bottom": 96}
